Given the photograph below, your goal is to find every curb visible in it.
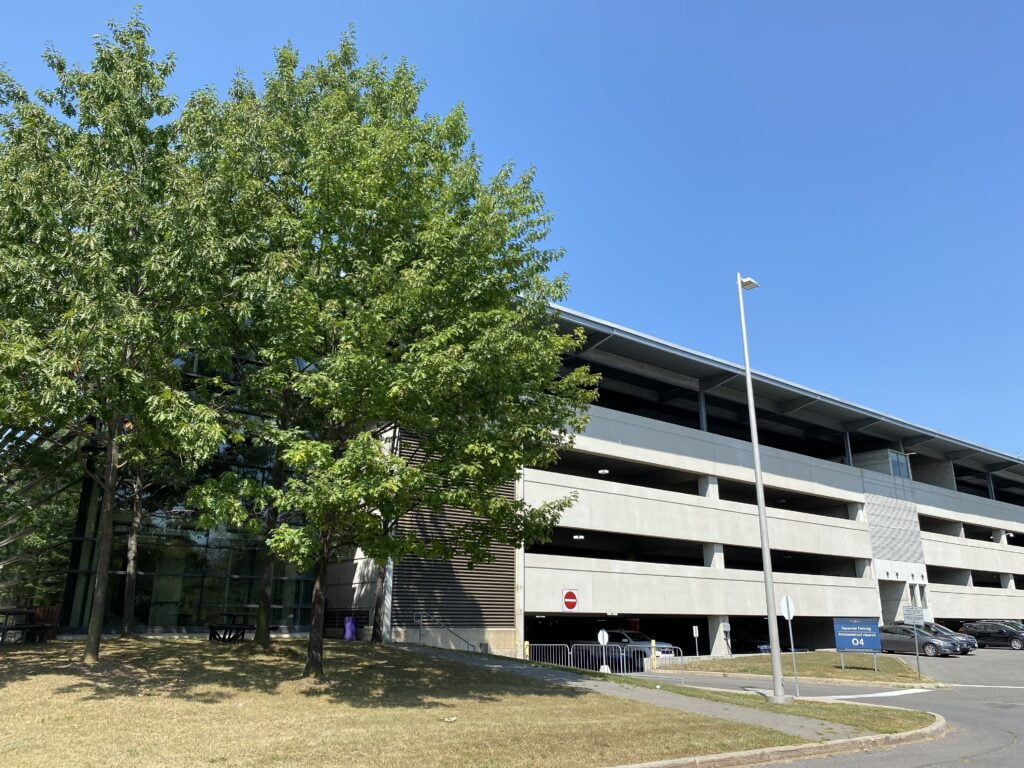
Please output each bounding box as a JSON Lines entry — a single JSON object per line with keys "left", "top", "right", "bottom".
{"left": 607, "top": 711, "right": 947, "bottom": 768}
{"left": 676, "top": 669, "right": 947, "bottom": 689}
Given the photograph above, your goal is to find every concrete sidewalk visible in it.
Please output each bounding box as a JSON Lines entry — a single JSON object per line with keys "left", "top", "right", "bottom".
{"left": 402, "top": 645, "right": 862, "bottom": 742}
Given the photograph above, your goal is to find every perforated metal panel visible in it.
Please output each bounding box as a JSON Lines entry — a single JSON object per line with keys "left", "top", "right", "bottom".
{"left": 391, "top": 435, "right": 516, "bottom": 629}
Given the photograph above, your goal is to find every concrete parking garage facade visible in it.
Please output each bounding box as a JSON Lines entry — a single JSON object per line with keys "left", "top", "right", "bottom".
{"left": 330, "top": 307, "right": 1024, "bottom": 656}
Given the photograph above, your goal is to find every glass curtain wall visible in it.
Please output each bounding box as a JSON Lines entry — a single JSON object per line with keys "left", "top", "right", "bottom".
{"left": 62, "top": 477, "right": 313, "bottom": 631}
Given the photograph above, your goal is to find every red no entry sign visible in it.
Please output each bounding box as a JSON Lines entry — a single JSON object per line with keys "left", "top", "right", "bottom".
{"left": 562, "top": 589, "right": 578, "bottom": 611}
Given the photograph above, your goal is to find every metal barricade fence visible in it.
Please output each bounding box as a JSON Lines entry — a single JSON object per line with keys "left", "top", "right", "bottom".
{"left": 526, "top": 641, "right": 687, "bottom": 685}
{"left": 652, "top": 646, "right": 686, "bottom": 686}
{"left": 569, "top": 643, "right": 636, "bottom": 674}
{"left": 653, "top": 646, "right": 686, "bottom": 670}
{"left": 527, "top": 643, "right": 571, "bottom": 667}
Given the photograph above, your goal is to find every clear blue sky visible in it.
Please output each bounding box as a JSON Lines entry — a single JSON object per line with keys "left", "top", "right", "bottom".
{"left": 4, "top": 2, "right": 1022, "bottom": 455}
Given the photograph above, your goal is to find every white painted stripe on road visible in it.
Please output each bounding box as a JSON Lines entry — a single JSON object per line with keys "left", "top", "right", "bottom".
{"left": 951, "top": 684, "right": 1024, "bottom": 689}
{"left": 817, "top": 688, "right": 934, "bottom": 700}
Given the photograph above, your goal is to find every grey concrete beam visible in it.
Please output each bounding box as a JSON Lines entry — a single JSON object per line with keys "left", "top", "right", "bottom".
{"left": 580, "top": 331, "right": 613, "bottom": 353}
{"left": 698, "top": 372, "right": 740, "bottom": 392}
{"left": 777, "top": 396, "right": 817, "bottom": 414}
{"left": 843, "top": 417, "right": 882, "bottom": 432}
{"left": 901, "top": 435, "right": 935, "bottom": 448}
{"left": 985, "top": 461, "right": 1019, "bottom": 473}
{"left": 655, "top": 385, "right": 693, "bottom": 403}
{"left": 946, "top": 449, "right": 980, "bottom": 461}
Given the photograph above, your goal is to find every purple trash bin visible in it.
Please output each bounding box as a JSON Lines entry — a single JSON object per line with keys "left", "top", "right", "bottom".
{"left": 343, "top": 615, "right": 358, "bottom": 641}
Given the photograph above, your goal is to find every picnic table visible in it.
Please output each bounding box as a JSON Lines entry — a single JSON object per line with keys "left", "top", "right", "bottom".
{"left": 207, "top": 612, "right": 256, "bottom": 643}
{"left": 0, "top": 607, "right": 52, "bottom": 644}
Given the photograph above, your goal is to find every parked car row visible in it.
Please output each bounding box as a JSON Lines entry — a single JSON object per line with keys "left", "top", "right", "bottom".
{"left": 880, "top": 619, "right": 1024, "bottom": 656}
{"left": 958, "top": 620, "right": 1024, "bottom": 650}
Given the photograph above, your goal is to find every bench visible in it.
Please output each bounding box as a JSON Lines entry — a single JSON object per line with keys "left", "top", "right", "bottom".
{"left": 0, "top": 623, "right": 52, "bottom": 644}
{"left": 207, "top": 623, "right": 256, "bottom": 643}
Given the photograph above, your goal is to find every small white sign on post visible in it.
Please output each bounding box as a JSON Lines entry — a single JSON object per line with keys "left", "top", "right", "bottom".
{"left": 692, "top": 625, "right": 700, "bottom": 638}
{"left": 779, "top": 595, "right": 795, "bottom": 621}
{"left": 903, "top": 605, "right": 925, "bottom": 626}
{"left": 903, "top": 605, "right": 925, "bottom": 680}
{"left": 779, "top": 594, "right": 800, "bottom": 696}
{"left": 596, "top": 628, "right": 611, "bottom": 673}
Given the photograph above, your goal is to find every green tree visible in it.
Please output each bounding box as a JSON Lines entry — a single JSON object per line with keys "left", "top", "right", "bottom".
{"left": 185, "top": 40, "right": 597, "bottom": 677}
{"left": 0, "top": 15, "right": 226, "bottom": 662}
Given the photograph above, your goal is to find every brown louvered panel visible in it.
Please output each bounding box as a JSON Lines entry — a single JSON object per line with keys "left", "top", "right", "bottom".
{"left": 392, "top": 432, "right": 516, "bottom": 629}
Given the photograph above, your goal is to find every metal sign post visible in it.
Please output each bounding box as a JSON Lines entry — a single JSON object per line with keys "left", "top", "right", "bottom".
{"left": 904, "top": 606, "right": 925, "bottom": 681}
{"left": 692, "top": 624, "right": 700, "bottom": 658}
{"left": 779, "top": 595, "right": 799, "bottom": 697}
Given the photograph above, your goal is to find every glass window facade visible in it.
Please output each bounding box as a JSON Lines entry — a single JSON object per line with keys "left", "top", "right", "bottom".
{"left": 889, "top": 451, "right": 912, "bottom": 480}
{"left": 61, "top": 479, "right": 313, "bottom": 631}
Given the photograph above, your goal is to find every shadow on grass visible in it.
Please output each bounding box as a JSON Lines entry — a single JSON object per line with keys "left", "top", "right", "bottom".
{"left": 0, "top": 638, "right": 585, "bottom": 709}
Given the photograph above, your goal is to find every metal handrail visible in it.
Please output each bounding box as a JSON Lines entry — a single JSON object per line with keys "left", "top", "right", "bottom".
{"left": 413, "top": 611, "right": 477, "bottom": 652}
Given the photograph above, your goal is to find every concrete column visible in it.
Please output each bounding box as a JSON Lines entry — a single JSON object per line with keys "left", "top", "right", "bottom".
{"left": 987, "top": 473, "right": 997, "bottom": 501}
{"left": 909, "top": 583, "right": 920, "bottom": 606}
{"left": 847, "top": 502, "right": 864, "bottom": 522}
{"left": 514, "top": 545, "right": 525, "bottom": 657}
{"left": 708, "top": 615, "right": 731, "bottom": 657}
{"left": 843, "top": 432, "right": 854, "bottom": 466}
{"left": 1000, "top": 573, "right": 1015, "bottom": 590}
{"left": 698, "top": 475, "right": 719, "bottom": 501}
{"left": 698, "top": 391, "right": 708, "bottom": 432}
{"left": 854, "top": 558, "right": 873, "bottom": 579}
{"left": 993, "top": 529, "right": 1008, "bottom": 546}
{"left": 703, "top": 542, "right": 724, "bottom": 568}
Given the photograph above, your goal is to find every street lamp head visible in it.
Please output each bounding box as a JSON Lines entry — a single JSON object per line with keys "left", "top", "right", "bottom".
{"left": 739, "top": 276, "right": 759, "bottom": 291}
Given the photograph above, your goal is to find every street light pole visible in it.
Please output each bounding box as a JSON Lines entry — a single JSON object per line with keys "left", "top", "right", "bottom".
{"left": 736, "top": 273, "right": 789, "bottom": 704}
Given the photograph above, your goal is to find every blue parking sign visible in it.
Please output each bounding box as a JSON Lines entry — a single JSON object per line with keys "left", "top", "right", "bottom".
{"left": 833, "top": 618, "right": 881, "bottom": 652}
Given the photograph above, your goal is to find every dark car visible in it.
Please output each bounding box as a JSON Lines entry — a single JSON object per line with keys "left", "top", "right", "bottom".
{"left": 879, "top": 624, "right": 958, "bottom": 656}
{"left": 896, "top": 621, "right": 976, "bottom": 654}
{"left": 958, "top": 621, "right": 1024, "bottom": 650}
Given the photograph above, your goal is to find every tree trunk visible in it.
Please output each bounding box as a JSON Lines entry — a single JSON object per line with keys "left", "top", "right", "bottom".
{"left": 303, "top": 546, "right": 328, "bottom": 678}
{"left": 254, "top": 547, "right": 273, "bottom": 648}
{"left": 121, "top": 474, "right": 143, "bottom": 637}
{"left": 83, "top": 420, "right": 121, "bottom": 664}
{"left": 255, "top": 454, "right": 286, "bottom": 648}
{"left": 371, "top": 561, "right": 388, "bottom": 643}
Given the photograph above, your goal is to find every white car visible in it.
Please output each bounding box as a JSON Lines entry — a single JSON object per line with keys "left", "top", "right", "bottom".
{"left": 606, "top": 629, "right": 676, "bottom": 657}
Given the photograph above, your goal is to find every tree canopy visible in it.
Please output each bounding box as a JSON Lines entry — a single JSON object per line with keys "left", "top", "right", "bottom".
{"left": 1, "top": 14, "right": 597, "bottom": 676}
{"left": 0, "top": 14, "right": 228, "bottom": 662}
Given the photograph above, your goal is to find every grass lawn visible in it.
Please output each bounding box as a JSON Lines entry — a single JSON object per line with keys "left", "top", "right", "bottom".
{"left": 683, "top": 651, "right": 931, "bottom": 684}
{"left": 605, "top": 676, "right": 936, "bottom": 735}
{"left": 0, "top": 638, "right": 808, "bottom": 768}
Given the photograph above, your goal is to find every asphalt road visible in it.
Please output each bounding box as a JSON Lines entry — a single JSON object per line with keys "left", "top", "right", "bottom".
{"left": 651, "top": 649, "right": 1024, "bottom": 766}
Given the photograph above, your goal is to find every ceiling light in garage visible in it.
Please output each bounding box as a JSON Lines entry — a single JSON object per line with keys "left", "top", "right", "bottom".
{"left": 572, "top": 534, "right": 585, "bottom": 541}
{"left": 597, "top": 468, "right": 610, "bottom": 475}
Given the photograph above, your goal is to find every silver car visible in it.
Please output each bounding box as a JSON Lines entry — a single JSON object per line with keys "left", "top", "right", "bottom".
{"left": 896, "top": 621, "right": 976, "bottom": 654}
{"left": 880, "top": 625, "right": 958, "bottom": 656}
